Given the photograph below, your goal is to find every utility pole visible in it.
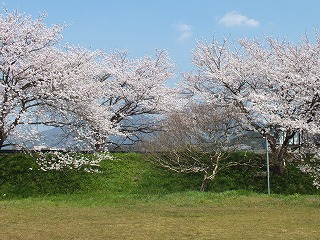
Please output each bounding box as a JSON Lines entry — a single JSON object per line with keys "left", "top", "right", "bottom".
{"left": 265, "top": 137, "right": 270, "bottom": 195}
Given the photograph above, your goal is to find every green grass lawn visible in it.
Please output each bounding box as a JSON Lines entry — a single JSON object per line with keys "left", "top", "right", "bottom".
{"left": 1, "top": 152, "right": 320, "bottom": 239}
{"left": 1, "top": 192, "right": 320, "bottom": 240}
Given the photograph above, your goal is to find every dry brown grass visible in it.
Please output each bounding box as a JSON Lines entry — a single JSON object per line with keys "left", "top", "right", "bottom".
{"left": 1, "top": 193, "right": 320, "bottom": 239}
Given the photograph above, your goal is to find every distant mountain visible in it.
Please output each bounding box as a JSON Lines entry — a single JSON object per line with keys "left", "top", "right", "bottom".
{"left": 40, "top": 127, "right": 71, "bottom": 148}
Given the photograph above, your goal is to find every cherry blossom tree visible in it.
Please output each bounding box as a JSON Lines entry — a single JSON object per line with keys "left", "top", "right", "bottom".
{"left": 40, "top": 50, "right": 179, "bottom": 151}
{"left": 33, "top": 46, "right": 118, "bottom": 150}
{"left": 184, "top": 34, "right": 320, "bottom": 174}
{"left": 92, "top": 50, "right": 179, "bottom": 150}
{"left": 0, "top": 8, "right": 181, "bottom": 174}
{"left": 0, "top": 9, "right": 114, "bottom": 150}
{"left": 0, "top": 8, "right": 180, "bottom": 153}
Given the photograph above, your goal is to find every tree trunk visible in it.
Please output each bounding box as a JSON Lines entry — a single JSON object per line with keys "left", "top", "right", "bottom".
{"left": 268, "top": 129, "right": 298, "bottom": 175}
{"left": 94, "top": 132, "right": 106, "bottom": 152}
{"left": 270, "top": 156, "right": 286, "bottom": 175}
{"left": 0, "top": 130, "right": 6, "bottom": 150}
{"left": 200, "top": 163, "right": 219, "bottom": 191}
{"left": 94, "top": 143, "right": 103, "bottom": 152}
{"left": 200, "top": 175, "right": 211, "bottom": 192}
{"left": 269, "top": 145, "right": 288, "bottom": 175}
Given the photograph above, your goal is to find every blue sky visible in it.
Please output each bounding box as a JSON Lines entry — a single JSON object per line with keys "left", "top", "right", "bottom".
{"left": 4, "top": 0, "right": 320, "bottom": 72}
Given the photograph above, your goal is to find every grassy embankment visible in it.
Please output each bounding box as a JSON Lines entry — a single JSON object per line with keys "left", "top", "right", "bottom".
{"left": 1, "top": 152, "right": 318, "bottom": 197}
{"left": 0, "top": 152, "right": 320, "bottom": 239}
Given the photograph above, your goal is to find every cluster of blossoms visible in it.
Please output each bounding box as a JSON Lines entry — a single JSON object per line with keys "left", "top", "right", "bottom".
{"left": 35, "top": 151, "right": 111, "bottom": 173}
{"left": 299, "top": 162, "right": 320, "bottom": 189}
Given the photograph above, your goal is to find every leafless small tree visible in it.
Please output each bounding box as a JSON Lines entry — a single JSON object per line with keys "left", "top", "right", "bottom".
{"left": 147, "top": 101, "right": 247, "bottom": 191}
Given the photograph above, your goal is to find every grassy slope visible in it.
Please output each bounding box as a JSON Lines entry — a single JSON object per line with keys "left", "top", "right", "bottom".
{"left": 1, "top": 152, "right": 320, "bottom": 239}
{"left": 95, "top": 152, "right": 320, "bottom": 195}
{"left": 0, "top": 152, "right": 319, "bottom": 198}
{"left": 96, "top": 152, "right": 203, "bottom": 194}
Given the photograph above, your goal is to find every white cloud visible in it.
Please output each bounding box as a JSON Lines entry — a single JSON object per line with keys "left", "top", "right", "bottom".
{"left": 218, "top": 11, "right": 259, "bottom": 27}
{"left": 173, "top": 23, "right": 192, "bottom": 42}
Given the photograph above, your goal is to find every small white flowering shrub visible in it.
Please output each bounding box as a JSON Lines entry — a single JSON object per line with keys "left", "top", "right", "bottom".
{"left": 299, "top": 162, "right": 320, "bottom": 189}
{"left": 35, "top": 151, "right": 111, "bottom": 173}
